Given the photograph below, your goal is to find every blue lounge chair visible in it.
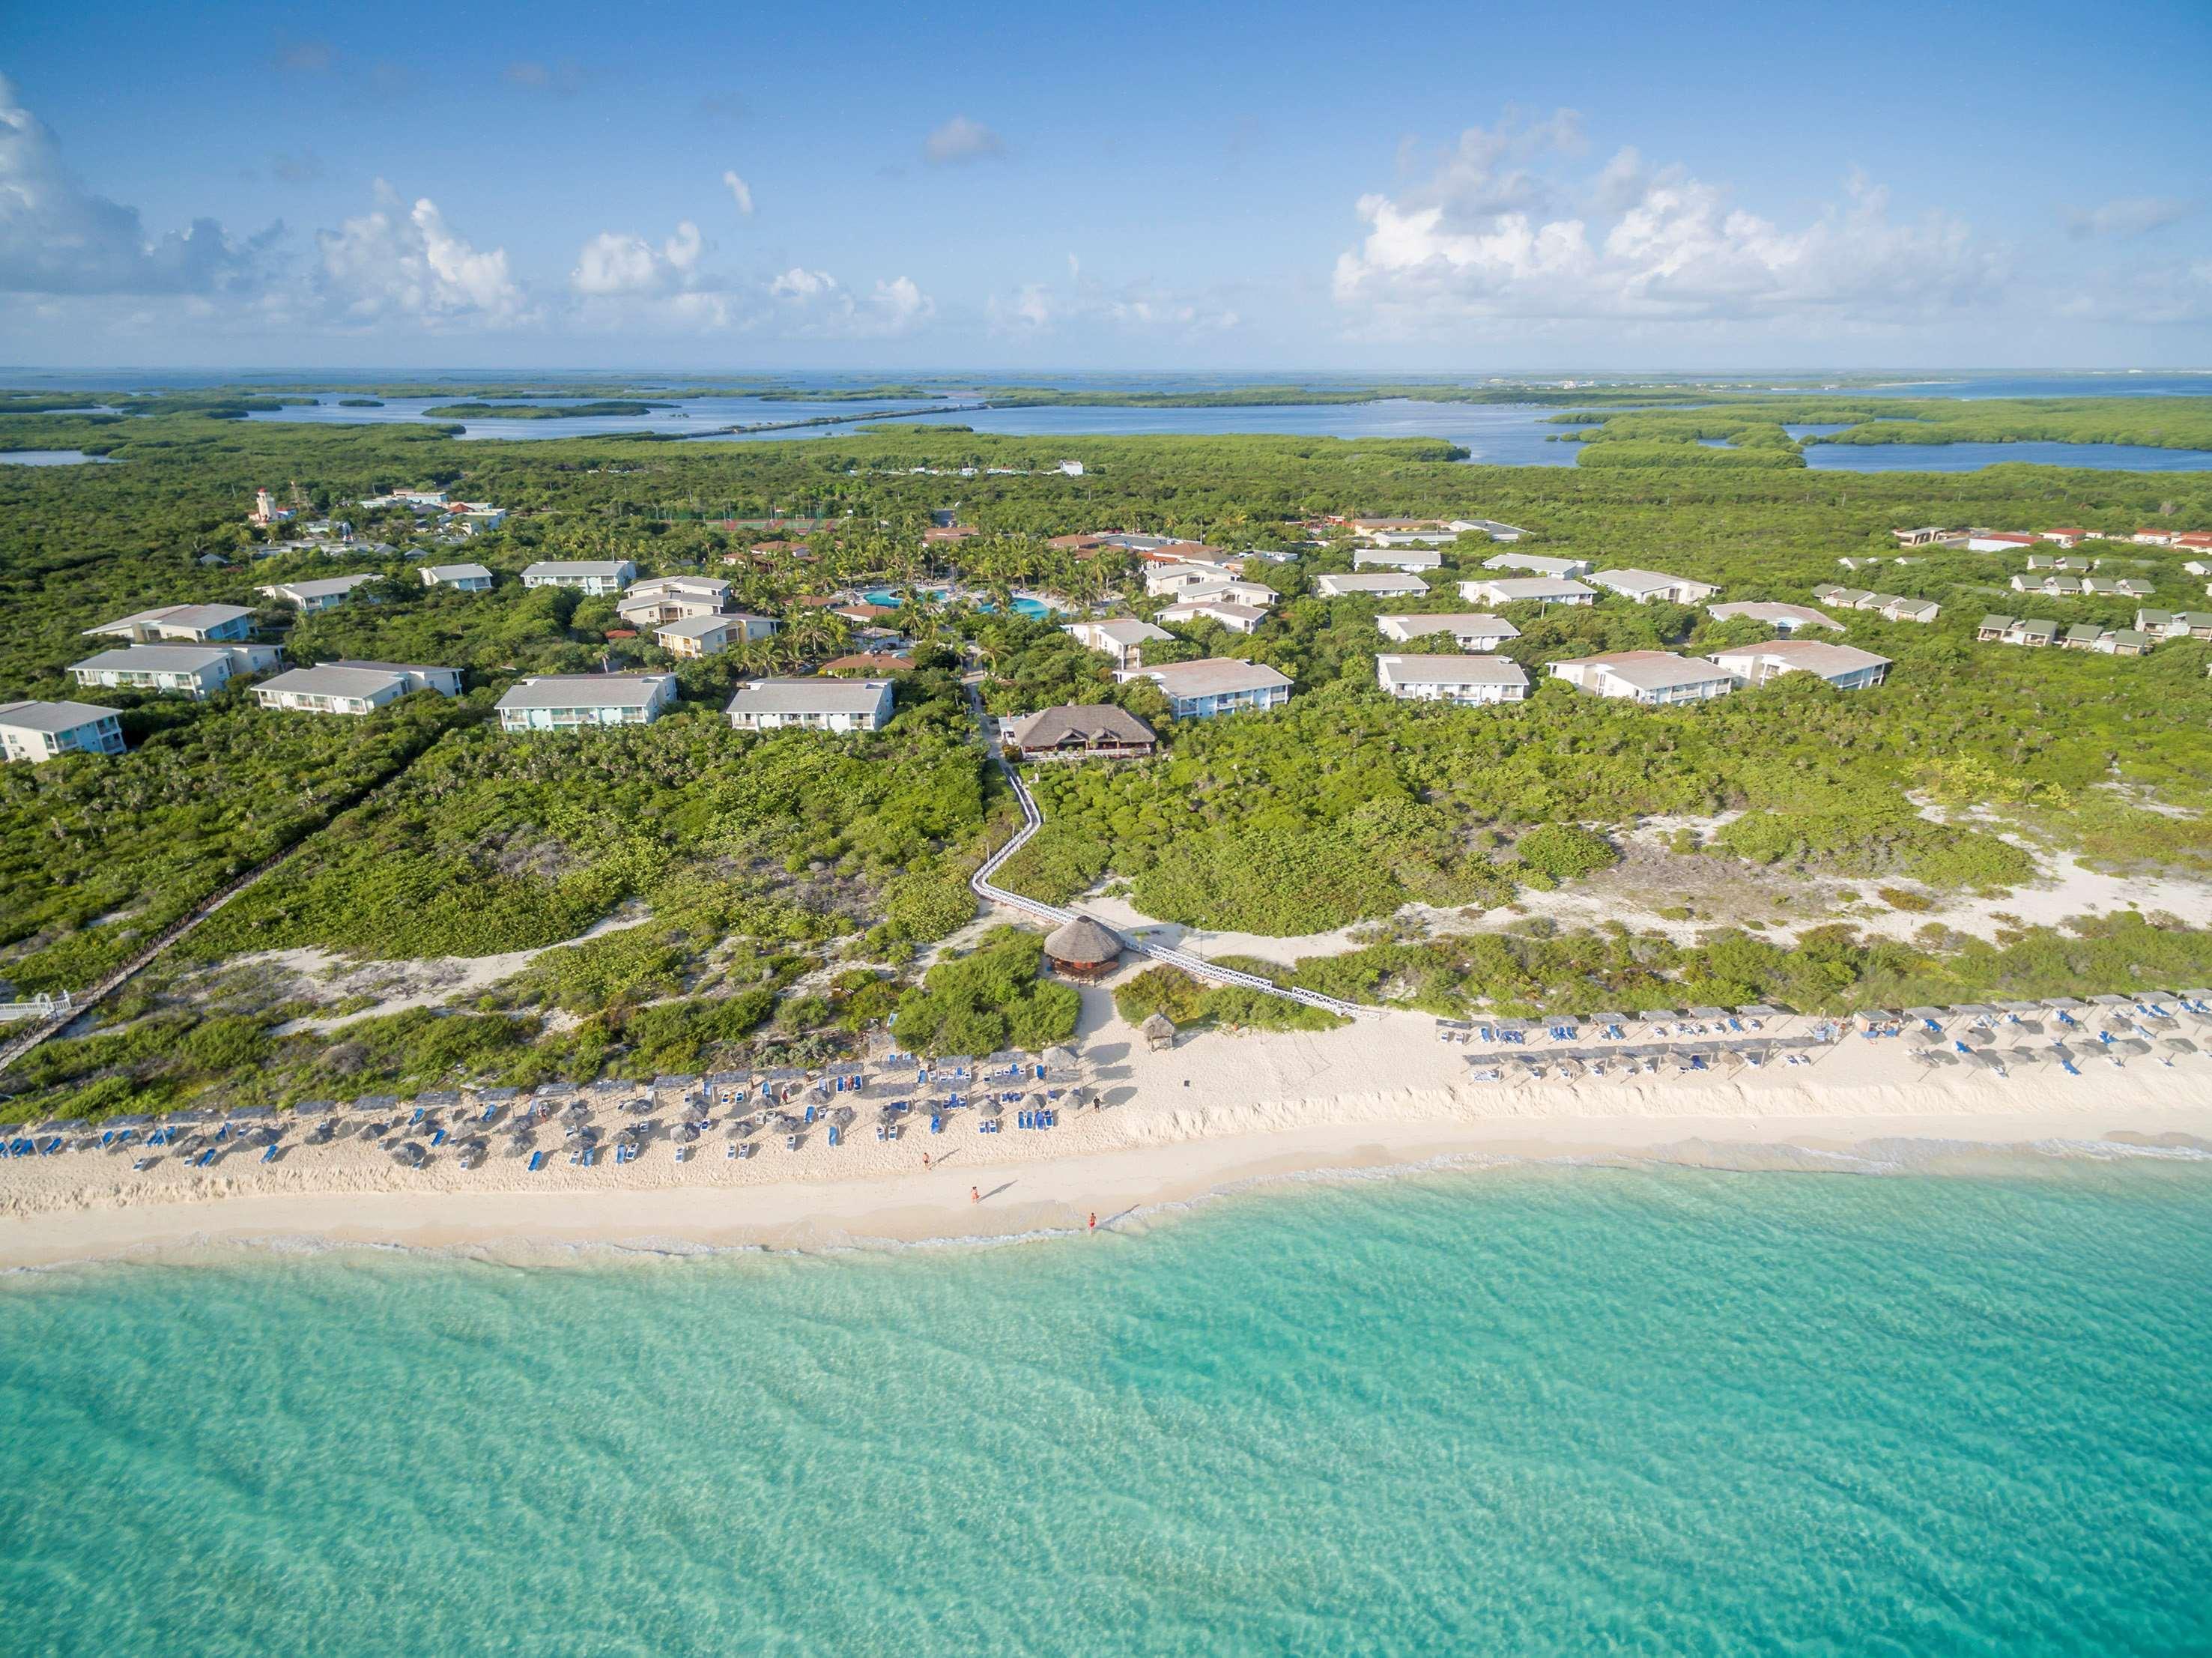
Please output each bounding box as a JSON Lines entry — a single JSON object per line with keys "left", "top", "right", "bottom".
{"left": 410, "top": 1108, "right": 425, "bottom": 1125}
{"left": 827, "top": 1124, "right": 841, "bottom": 1147}
{"left": 429, "top": 1129, "right": 446, "bottom": 1147}
{"left": 930, "top": 1113, "right": 943, "bottom": 1134}
{"left": 196, "top": 1148, "right": 217, "bottom": 1167}
{"left": 260, "top": 1144, "right": 279, "bottom": 1164}
{"left": 528, "top": 1151, "right": 546, "bottom": 1171}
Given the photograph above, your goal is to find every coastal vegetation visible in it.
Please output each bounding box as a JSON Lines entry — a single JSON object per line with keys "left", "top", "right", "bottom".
{"left": 0, "top": 401, "right": 2209, "bottom": 1115}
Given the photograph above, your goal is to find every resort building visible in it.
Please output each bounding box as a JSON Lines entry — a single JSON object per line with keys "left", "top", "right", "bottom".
{"left": 519, "top": 559, "right": 637, "bottom": 596}
{"left": 1457, "top": 576, "right": 1596, "bottom": 608}
{"left": 2130, "top": 529, "right": 2175, "bottom": 546}
{"left": 1174, "top": 578, "right": 1277, "bottom": 608}
{"left": 1707, "top": 641, "right": 1892, "bottom": 692}
{"left": 1589, "top": 569, "right": 1721, "bottom": 606}
{"left": 254, "top": 660, "right": 461, "bottom": 715}
{"left": 654, "top": 614, "right": 775, "bottom": 657}
{"left": 495, "top": 673, "right": 676, "bottom": 731}
{"left": 1352, "top": 548, "right": 1444, "bottom": 573}
{"left": 1482, "top": 552, "right": 1593, "bottom": 578}
{"left": 726, "top": 678, "right": 895, "bottom": 733}
{"left": 1966, "top": 532, "right": 2037, "bottom": 553}
{"left": 0, "top": 699, "right": 126, "bottom": 763}
{"left": 1374, "top": 654, "right": 1528, "bottom": 705}
{"left": 1064, "top": 619, "right": 1174, "bottom": 671}
{"left": 2139, "top": 610, "right": 2212, "bottom": 641}
{"left": 1143, "top": 561, "right": 1243, "bottom": 596}
{"left": 1706, "top": 602, "right": 1840, "bottom": 633}
{"left": 1548, "top": 652, "right": 1736, "bottom": 706}
{"left": 1005, "top": 704, "right": 1159, "bottom": 761}
{"left": 84, "top": 603, "right": 256, "bottom": 644}
{"left": 1157, "top": 599, "right": 1267, "bottom": 635}
{"left": 1375, "top": 613, "right": 1521, "bottom": 650}
{"left": 68, "top": 642, "right": 284, "bottom": 698}
{"left": 619, "top": 575, "right": 733, "bottom": 626}
{"left": 420, "top": 563, "right": 494, "bottom": 591}
{"left": 257, "top": 574, "right": 384, "bottom": 613}
{"left": 1890, "top": 526, "right": 1957, "bottom": 547}
{"left": 1315, "top": 572, "right": 1429, "bottom": 599}
{"left": 1977, "top": 615, "right": 2060, "bottom": 647}
{"left": 1882, "top": 597, "right": 1941, "bottom": 623}
{"left": 1041, "top": 916, "right": 1123, "bottom": 981}
{"left": 1117, "top": 658, "right": 1294, "bottom": 719}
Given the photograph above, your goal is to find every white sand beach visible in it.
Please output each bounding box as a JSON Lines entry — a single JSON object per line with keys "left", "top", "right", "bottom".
{"left": 4, "top": 992, "right": 2209, "bottom": 1268}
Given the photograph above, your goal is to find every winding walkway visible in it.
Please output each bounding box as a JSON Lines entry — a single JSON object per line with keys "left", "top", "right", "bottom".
{"left": 966, "top": 697, "right": 1375, "bottom": 1020}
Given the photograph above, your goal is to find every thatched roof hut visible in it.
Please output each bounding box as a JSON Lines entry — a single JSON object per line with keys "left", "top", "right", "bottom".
{"left": 1140, "top": 1011, "right": 1177, "bottom": 1050}
{"left": 1044, "top": 915, "right": 1122, "bottom": 979}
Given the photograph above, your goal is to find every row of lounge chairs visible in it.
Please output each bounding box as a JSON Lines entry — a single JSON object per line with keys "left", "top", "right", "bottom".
{"left": 1466, "top": 1036, "right": 1831, "bottom": 1081}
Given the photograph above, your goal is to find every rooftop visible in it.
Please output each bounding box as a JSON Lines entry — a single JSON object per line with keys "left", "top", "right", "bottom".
{"left": 726, "top": 678, "right": 894, "bottom": 715}
{"left": 1143, "top": 658, "right": 1294, "bottom": 696}
{"left": 495, "top": 674, "right": 674, "bottom": 711}
{"left": 258, "top": 665, "right": 409, "bottom": 700}
{"left": 1378, "top": 654, "right": 1527, "bottom": 686}
{"left": 0, "top": 698, "right": 118, "bottom": 732}
{"left": 1009, "top": 704, "right": 1157, "bottom": 748}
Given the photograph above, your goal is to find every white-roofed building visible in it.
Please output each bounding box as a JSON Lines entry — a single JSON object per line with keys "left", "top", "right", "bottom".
{"left": 254, "top": 660, "right": 459, "bottom": 715}
{"left": 1589, "top": 569, "right": 1721, "bottom": 605}
{"left": 1352, "top": 547, "right": 1444, "bottom": 572}
{"left": 1706, "top": 602, "right": 1842, "bottom": 634}
{"left": 495, "top": 673, "right": 676, "bottom": 731}
{"left": 1706, "top": 641, "right": 1892, "bottom": 692}
{"left": 1482, "top": 552, "right": 1592, "bottom": 578}
{"left": 1549, "top": 652, "right": 1736, "bottom": 706}
{"left": 619, "top": 575, "right": 733, "bottom": 626}
{"left": 654, "top": 613, "right": 776, "bottom": 657}
{"left": 1315, "top": 572, "right": 1429, "bottom": 599}
{"left": 1375, "top": 654, "right": 1528, "bottom": 705}
{"left": 1143, "top": 561, "right": 1243, "bottom": 597}
{"left": 1116, "top": 658, "right": 1293, "bottom": 718}
{"left": 85, "top": 603, "right": 256, "bottom": 644}
{"left": 1457, "top": 576, "right": 1596, "bottom": 608}
{"left": 520, "top": 559, "right": 637, "bottom": 595}
{"left": 726, "top": 678, "right": 894, "bottom": 733}
{"left": 419, "top": 563, "right": 494, "bottom": 591}
{"left": 0, "top": 700, "right": 125, "bottom": 763}
{"left": 1157, "top": 599, "right": 1267, "bottom": 635}
{"left": 1375, "top": 614, "right": 1520, "bottom": 650}
{"left": 68, "top": 642, "right": 283, "bottom": 698}
{"left": 1064, "top": 618, "right": 1173, "bottom": 670}
{"left": 257, "top": 574, "right": 384, "bottom": 613}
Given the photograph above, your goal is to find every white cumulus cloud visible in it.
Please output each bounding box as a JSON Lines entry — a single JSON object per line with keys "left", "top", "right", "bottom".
{"left": 0, "top": 75, "right": 267, "bottom": 296}
{"left": 571, "top": 221, "right": 703, "bottom": 296}
{"left": 315, "top": 181, "right": 530, "bottom": 326}
{"left": 1333, "top": 118, "right": 2004, "bottom": 339}
{"left": 721, "top": 170, "right": 754, "bottom": 216}
{"left": 769, "top": 267, "right": 934, "bottom": 336}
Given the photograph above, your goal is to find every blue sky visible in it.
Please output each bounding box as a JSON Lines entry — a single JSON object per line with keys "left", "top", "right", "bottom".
{"left": 1, "top": 0, "right": 2208, "bottom": 372}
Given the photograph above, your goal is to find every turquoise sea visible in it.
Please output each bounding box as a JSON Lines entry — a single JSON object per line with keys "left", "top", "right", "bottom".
{"left": 4, "top": 1163, "right": 2210, "bottom": 1655}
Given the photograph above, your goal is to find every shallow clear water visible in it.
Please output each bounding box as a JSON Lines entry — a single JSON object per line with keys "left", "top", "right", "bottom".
{"left": 4, "top": 1163, "right": 2208, "bottom": 1655}
{"left": 861, "top": 586, "right": 1052, "bottom": 617}
{"left": 219, "top": 390, "right": 2212, "bottom": 471}
{"left": 0, "top": 449, "right": 119, "bottom": 465}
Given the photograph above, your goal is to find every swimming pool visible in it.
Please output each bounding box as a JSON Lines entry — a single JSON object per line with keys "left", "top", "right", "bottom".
{"left": 861, "top": 587, "right": 1054, "bottom": 618}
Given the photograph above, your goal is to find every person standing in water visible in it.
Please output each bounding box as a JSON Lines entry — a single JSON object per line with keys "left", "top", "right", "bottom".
{"left": 1089, "top": 1211, "right": 1097, "bottom": 1232}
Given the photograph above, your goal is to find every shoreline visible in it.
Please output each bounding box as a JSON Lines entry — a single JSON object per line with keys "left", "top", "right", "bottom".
{"left": 5, "top": 1096, "right": 2208, "bottom": 1272}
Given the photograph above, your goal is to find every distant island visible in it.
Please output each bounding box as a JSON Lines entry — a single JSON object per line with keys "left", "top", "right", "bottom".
{"left": 336, "top": 397, "right": 384, "bottom": 408}
{"left": 422, "top": 400, "right": 670, "bottom": 420}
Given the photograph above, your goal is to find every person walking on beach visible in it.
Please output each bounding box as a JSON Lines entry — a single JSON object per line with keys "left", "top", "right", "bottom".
{"left": 970, "top": 1185, "right": 980, "bottom": 1205}
{"left": 922, "top": 1151, "right": 930, "bottom": 1172}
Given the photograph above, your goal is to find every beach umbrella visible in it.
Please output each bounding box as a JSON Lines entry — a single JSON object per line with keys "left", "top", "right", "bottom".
{"left": 393, "top": 1143, "right": 427, "bottom": 1167}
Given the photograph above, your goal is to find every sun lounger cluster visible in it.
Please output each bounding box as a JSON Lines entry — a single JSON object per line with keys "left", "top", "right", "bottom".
{"left": 4, "top": 1047, "right": 1091, "bottom": 1170}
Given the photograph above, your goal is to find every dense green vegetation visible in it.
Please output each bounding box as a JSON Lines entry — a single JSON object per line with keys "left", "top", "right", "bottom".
{"left": 1, "top": 400, "right": 2209, "bottom": 1117}
{"left": 1558, "top": 396, "right": 2212, "bottom": 465}
{"left": 889, "top": 926, "right": 1080, "bottom": 1056}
